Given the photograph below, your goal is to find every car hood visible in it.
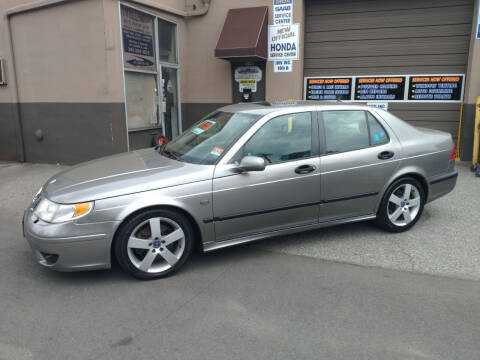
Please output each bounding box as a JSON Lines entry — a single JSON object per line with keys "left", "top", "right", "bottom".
{"left": 43, "top": 148, "right": 214, "bottom": 204}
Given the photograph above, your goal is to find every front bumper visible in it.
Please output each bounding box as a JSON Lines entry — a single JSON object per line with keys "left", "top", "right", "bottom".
{"left": 23, "top": 209, "right": 120, "bottom": 272}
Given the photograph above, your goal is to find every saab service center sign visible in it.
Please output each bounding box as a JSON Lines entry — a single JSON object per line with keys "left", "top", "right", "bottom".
{"left": 268, "top": 23, "right": 300, "bottom": 61}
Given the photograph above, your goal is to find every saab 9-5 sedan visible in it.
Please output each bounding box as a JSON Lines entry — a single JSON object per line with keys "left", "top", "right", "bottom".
{"left": 23, "top": 101, "right": 457, "bottom": 279}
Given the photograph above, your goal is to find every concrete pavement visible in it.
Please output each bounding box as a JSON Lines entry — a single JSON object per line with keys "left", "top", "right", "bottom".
{"left": 1, "top": 160, "right": 478, "bottom": 280}
{"left": 256, "top": 162, "right": 480, "bottom": 280}
{"left": 1, "top": 160, "right": 480, "bottom": 359}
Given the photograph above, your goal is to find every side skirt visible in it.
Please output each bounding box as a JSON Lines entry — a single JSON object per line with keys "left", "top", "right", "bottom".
{"left": 202, "top": 213, "right": 376, "bottom": 252}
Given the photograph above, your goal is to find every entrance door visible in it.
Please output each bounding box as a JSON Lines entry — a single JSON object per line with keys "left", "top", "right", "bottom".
{"left": 212, "top": 111, "right": 320, "bottom": 242}
{"left": 160, "top": 66, "right": 179, "bottom": 139}
{"left": 158, "top": 18, "right": 180, "bottom": 140}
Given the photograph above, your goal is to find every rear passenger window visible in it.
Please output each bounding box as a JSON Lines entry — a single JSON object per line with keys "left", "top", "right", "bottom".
{"left": 322, "top": 110, "right": 389, "bottom": 154}
{"left": 367, "top": 112, "right": 389, "bottom": 145}
{"left": 323, "top": 111, "right": 369, "bottom": 154}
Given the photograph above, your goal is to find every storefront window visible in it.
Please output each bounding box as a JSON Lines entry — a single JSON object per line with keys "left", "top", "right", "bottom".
{"left": 125, "top": 72, "right": 159, "bottom": 130}
{"left": 158, "top": 19, "right": 177, "bottom": 64}
{"left": 121, "top": 5, "right": 181, "bottom": 145}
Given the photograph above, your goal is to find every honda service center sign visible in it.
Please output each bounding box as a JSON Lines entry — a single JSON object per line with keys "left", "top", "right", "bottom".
{"left": 268, "top": 23, "right": 299, "bottom": 61}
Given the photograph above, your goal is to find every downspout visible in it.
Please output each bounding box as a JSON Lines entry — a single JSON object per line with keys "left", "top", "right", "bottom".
{"left": 5, "top": 14, "right": 25, "bottom": 161}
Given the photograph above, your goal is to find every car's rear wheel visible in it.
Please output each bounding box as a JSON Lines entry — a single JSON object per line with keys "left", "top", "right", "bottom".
{"left": 376, "top": 177, "right": 425, "bottom": 233}
{"left": 114, "top": 208, "right": 194, "bottom": 280}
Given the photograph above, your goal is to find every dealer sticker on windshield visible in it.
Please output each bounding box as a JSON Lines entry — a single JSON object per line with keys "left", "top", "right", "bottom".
{"left": 210, "top": 147, "right": 224, "bottom": 157}
{"left": 191, "top": 120, "right": 216, "bottom": 135}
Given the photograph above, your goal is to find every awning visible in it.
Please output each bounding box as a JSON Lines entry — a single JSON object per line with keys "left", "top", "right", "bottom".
{"left": 214, "top": 6, "right": 268, "bottom": 61}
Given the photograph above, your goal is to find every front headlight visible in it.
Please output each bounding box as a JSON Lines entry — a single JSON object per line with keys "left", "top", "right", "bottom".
{"left": 33, "top": 198, "right": 93, "bottom": 223}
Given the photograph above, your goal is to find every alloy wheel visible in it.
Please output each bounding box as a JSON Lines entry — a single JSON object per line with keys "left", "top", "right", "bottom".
{"left": 387, "top": 183, "right": 421, "bottom": 227}
{"left": 127, "top": 217, "right": 185, "bottom": 273}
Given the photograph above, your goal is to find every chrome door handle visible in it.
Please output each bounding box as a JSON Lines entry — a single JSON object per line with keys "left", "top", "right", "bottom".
{"left": 295, "top": 164, "right": 316, "bottom": 174}
{"left": 378, "top": 151, "right": 394, "bottom": 160}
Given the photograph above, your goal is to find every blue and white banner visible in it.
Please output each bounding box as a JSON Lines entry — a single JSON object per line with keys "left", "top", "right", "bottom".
{"left": 273, "top": 0, "right": 293, "bottom": 25}
{"left": 121, "top": 6, "right": 156, "bottom": 72}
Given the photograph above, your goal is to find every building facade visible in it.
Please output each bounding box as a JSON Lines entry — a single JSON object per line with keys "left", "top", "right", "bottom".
{"left": 0, "top": 0, "right": 479, "bottom": 164}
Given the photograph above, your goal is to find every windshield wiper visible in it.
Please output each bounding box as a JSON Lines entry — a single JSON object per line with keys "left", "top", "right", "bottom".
{"left": 161, "top": 148, "right": 184, "bottom": 162}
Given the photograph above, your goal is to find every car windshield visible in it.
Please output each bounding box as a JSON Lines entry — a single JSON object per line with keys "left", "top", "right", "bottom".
{"left": 160, "top": 111, "right": 262, "bottom": 165}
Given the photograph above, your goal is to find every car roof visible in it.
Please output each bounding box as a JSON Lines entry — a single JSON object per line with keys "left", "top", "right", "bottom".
{"left": 219, "top": 101, "right": 371, "bottom": 116}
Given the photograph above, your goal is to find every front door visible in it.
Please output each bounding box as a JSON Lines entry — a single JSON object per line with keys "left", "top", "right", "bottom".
{"left": 319, "top": 109, "right": 401, "bottom": 222}
{"left": 212, "top": 111, "right": 320, "bottom": 242}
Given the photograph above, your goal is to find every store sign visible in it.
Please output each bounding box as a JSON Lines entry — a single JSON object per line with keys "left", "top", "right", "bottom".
{"left": 274, "top": 60, "right": 292, "bottom": 72}
{"left": 121, "top": 6, "right": 156, "bottom": 72}
{"left": 268, "top": 24, "right": 299, "bottom": 61}
{"left": 408, "top": 76, "right": 464, "bottom": 101}
{"left": 304, "top": 74, "right": 465, "bottom": 102}
{"left": 239, "top": 79, "right": 257, "bottom": 93}
{"left": 273, "top": 0, "right": 293, "bottom": 25}
{"left": 305, "top": 77, "right": 352, "bottom": 100}
{"left": 354, "top": 76, "right": 406, "bottom": 101}
{"left": 234, "top": 66, "right": 262, "bottom": 81}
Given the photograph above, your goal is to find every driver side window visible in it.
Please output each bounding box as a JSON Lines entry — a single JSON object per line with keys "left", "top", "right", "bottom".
{"left": 238, "top": 112, "right": 312, "bottom": 165}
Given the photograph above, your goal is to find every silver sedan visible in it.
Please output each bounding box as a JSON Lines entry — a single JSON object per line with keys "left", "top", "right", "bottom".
{"left": 23, "top": 101, "right": 458, "bottom": 279}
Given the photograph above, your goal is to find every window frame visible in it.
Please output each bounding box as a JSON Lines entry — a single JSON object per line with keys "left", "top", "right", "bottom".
{"left": 319, "top": 110, "right": 391, "bottom": 156}
{"left": 230, "top": 111, "right": 320, "bottom": 166}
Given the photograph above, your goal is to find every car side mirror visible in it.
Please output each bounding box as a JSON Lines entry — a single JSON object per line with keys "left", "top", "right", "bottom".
{"left": 237, "top": 156, "right": 266, "bottom": 172}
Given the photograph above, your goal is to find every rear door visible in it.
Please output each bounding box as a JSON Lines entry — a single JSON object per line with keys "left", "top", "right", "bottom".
{"left": 212, "top": 110, "right": 321, "bottom": 242}
{"left": 319, "top": 109, "right": 401, "bottom": 222}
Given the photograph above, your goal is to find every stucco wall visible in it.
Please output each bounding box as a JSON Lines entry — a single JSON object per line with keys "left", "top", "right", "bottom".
{"left": 184, "top": 0, "right": 305, "bottom": 104}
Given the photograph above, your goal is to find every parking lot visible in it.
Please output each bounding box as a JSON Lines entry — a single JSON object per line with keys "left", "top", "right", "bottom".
{"left": 2, "top": 161, "right": 479, "bottom": 280}
{"left": 1, "top": 160, "right": 479, "bottom": 359}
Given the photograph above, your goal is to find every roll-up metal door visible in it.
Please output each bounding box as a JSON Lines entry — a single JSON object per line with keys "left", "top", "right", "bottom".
{"left": 304, "top": 0, "right": 474, "bottom": 139}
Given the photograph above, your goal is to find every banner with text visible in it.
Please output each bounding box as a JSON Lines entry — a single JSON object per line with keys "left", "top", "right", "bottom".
{"left": 121, "top": 6, "right": 156, "bottom": 72}
{"left": 268, "top": 23, "right": 299, "bottom": 61}
{"left": 304, "top": 74, "right": 465, "bottom": 102}
{"left": 273, "top": 0, "right": 293, "bottom": 25}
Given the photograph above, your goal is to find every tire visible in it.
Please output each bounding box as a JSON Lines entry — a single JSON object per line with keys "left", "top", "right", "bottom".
{"left": 114, "top": 208, "right": 194, "bottom": 280}
{"left": 376, "top": 177, "right": 425, "bottom": 233}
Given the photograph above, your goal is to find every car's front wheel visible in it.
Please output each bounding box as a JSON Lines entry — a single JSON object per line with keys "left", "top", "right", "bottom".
{"left": 376, "top": 177, "right": 425, "bottom": 233}
{"left": 114, "top": 208, "right": 194, "bottom": 280}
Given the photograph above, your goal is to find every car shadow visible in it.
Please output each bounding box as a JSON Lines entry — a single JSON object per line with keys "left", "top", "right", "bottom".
{"left": 28, "top": 219, "right": 404, "bottom": 285}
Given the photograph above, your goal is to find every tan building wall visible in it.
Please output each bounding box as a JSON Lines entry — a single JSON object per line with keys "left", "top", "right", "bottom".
{"left": 3, "top": 0, "right": 474, "bottom": 163}
{"left": 184, "top": 0, "right": 304, "bottom": 104}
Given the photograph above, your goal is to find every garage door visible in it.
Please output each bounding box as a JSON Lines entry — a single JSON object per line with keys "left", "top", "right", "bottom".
{"left": 304, "top": 0, "right": 474, "bottom": 139}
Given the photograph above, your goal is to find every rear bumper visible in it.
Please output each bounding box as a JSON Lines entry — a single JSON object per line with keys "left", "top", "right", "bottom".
{"left": 427, "top": 170, "right": 458, "bottom": 203}
{"left": 23, "top": 210, "right": 120, "bottom": 272}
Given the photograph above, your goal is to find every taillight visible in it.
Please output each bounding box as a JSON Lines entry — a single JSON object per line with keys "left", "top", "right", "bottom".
{"left": 157, "top": 136, "right": 169, "bottom": 146}
{"left": 450, "top": 144, "right": 456, "bottom": 160}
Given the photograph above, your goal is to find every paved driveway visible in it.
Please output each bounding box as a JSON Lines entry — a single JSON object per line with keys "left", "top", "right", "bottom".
{"left": 256, "top": 162, "right": 480, "bottom": 280}
{"left": 1, "top": 160, "right": 478, "bottom": 280}
{"left": 1, "top": 161, "right": 479, "bottom": 360}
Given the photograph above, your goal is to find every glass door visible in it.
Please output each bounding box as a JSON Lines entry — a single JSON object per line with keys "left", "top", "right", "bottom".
{"left": 157, "top": 18, "right": 180, "bottom": 140}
